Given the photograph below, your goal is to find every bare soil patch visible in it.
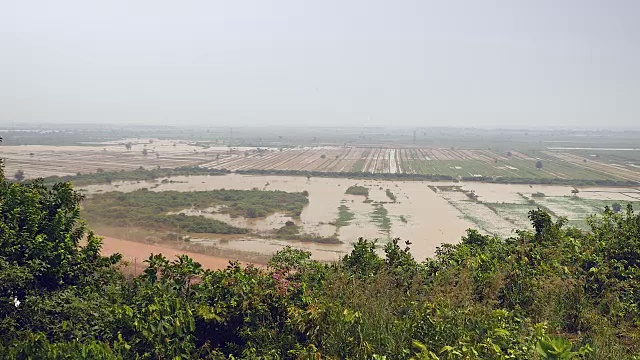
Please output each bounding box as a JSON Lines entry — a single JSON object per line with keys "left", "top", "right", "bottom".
{"left": 100, "top": 236, "right": 250, "bottom": 271}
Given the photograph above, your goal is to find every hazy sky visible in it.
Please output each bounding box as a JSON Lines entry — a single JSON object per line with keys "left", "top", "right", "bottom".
{"left": 1, "top": 1, "right": 639, "bottom": 127}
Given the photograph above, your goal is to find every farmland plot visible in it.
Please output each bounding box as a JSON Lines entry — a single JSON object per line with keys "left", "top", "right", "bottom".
{"left": 11, "top": 142, "right": 639, "bottom": 183}
{"left": 434, "top": 181, "right": 640, "bottom": 234}
{"left": 544, "top": 152, "right": 640, "bottom": 182}
{"left": 2, "top": 139, "right": 222, "bottom": 180}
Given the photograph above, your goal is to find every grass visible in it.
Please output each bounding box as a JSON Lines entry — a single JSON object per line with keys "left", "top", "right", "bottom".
{"left": 335, "top": 205, "right": 355, "bottom": 229}
{"left": 351, "top": 159, "right": 366, "bottom": 172}
{"left": 370, "top": 204, "right": 392, "bottom": 237}
{"left": 82, "top": 188, "right": 309, "bottom": 235}
{"left": 482, "top": 202, "right": 540, "bottom": 229}
{"left": 162, "top": 213, "right": 247, "bottom": 234}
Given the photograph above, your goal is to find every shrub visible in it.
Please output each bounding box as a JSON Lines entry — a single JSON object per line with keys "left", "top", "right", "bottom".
{"left": 345, "top": 185, "right": 369, "bottom": 196}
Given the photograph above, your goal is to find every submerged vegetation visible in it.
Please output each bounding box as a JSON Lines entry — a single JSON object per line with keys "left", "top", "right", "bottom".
{"left": 273, "top": 222, "right": 341, "bottom": 244}
{"left": 3, "top": 166, "right": 640, "bottom": 358}
{"left": 335, "top": 204, "right": 355, "bottom": 229}
{"left": 162, "top": 213, "right": 248, "bottom": 234}
{"left": 385, "top": 188, "right": 397, "bottom": 201}
{"left": 370, "top": 203, "right": 392, "bottom": 236}
{"left": 82, "top": 188, "right": 309, "bottom": 234}
{"left": 345, "top": 185, "right": 370, "bottom": 196}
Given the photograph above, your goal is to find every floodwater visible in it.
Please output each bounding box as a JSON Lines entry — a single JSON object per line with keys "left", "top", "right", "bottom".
{"left": 81, "top": 174, "right": 640, "bottom": 261}
{"left": 454, "top": 183, "right": 575, "bottom": 203}
{"left": 189, "top": 237, "right": 346, "bottom": 262}
{"left": 172, "top": 208, "right": 293, "bottom": 232}
{"left": 82, "top": 174, "right": 473, "bottom": 261}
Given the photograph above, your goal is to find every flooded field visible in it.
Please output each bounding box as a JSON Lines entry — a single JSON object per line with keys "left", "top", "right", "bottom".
{"left": 3, "top": 132, "right": 639, "bottom": 263}
{"left": 431, "top": 182, "right": 640, "bottom": 236}
{"left": 80, "top": 174, "right": 640, "bottom": 262}
{"left": 82, "top": 174, "right": 472, "bottom": 261}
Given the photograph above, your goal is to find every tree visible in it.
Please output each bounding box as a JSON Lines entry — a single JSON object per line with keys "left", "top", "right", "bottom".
{"left": 14, "top": 170, "right": 25, "bottom": 182}
{"left": 343, "top": 238, "right": 383, "bottom": 277}
{"left": 320, "top": 154, "right": 326, "bottom": 159}
{"left": 528, "top": 208, "right": 552, "bottom": 239}
{"left": 506, "top": 151, "right": 512, "bottom": 157}
{"left": 125, "top": 142, "right": 132, "bottom": 150}
{"left": 0, "top": 179, "right": 120, "bottom": 292}
{"left": 535, "top": 160, "right": 543, "bottom": 170}
{"left": 142, "top": 149, "right": 148, "bottom": 156}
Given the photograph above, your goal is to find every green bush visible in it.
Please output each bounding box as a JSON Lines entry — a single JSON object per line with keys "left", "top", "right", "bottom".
{"left": 3, "top": 168, "right": 640, "bottom": 358}
{"left": 385, "top": 188, "right": 397, "bottom": 201}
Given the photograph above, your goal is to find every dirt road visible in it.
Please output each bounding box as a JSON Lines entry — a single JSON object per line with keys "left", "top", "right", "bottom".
{"left": 100, "top": 236, "right": 242, "bottom": 270}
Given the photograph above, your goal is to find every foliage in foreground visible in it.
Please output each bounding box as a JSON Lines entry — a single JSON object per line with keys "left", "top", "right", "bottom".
{"left": 2, "top": 174, "right": 640, "bottom": 358}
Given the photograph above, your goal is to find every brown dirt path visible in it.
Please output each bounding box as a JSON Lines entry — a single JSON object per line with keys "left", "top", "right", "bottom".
{"left": 100, "top": 236, "right": 243, "bottom": 271}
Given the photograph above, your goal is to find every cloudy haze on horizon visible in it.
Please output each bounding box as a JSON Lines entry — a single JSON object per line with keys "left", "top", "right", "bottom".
{"left": 1, "top": 1, "right": 639, "bottom": 128}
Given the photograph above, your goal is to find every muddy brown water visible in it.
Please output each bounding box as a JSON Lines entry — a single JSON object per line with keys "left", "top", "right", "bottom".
{"left": 81, "top": 174, "right": 640, "bottom": 262}
{"left": 82, "top": 174, "right": 474, "bottom": 261}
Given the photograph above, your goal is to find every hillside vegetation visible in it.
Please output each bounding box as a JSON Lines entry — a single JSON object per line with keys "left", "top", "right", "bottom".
{"left": 2, "top": 171, "right": 640, "bottom": 358}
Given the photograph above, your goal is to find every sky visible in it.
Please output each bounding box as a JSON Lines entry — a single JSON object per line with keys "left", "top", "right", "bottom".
{"left": 1, "top": 0, "right": 639, "bottom": 128}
